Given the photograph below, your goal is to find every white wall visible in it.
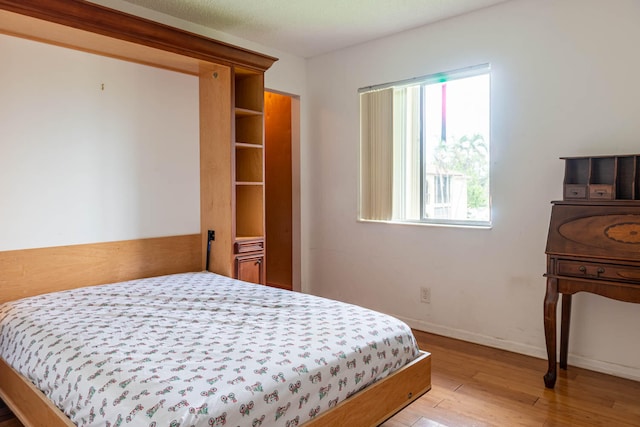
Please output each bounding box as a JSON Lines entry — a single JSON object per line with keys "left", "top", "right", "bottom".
{"left": 0, "top": 34, "right": 200, "bottom": 250}
{"left": 305, "top": 0, "right": 640, "bottom": 380}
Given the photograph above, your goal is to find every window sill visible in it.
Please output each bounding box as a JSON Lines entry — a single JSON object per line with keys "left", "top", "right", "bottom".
{"left": 357, "top": 218, "right": 492, "bottom": 230}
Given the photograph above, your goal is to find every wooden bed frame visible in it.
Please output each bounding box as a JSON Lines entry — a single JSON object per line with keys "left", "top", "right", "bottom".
{"left": 0, "top": 238, "right": 431, "bottom": 426}
{"left": 0, "top": 1, "right": 431, "bottom": 425}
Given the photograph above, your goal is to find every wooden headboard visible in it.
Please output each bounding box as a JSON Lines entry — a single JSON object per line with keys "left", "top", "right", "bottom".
{"left": 0, "top": 235, "right": 201, "bottom": 304}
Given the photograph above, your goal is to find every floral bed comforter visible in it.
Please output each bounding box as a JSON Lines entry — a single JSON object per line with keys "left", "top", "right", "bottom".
{"left": 0, "top": 272, "right": 420, "bottom": 427}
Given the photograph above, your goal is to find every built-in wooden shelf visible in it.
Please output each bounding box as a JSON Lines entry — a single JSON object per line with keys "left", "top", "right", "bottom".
{"left": 232, "top": 66, "right": 266, "bottom": 284}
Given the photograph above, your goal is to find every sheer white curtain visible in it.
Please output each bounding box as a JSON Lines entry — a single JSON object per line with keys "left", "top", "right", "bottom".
{"left": 359, "top": 88, "right": 393, "bottom": 220}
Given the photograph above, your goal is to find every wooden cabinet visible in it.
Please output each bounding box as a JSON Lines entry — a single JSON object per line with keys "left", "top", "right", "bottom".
{"left": 235, "top": 253, "right": 265, "bottom": 284}
{"left": 234, "top": 237, "right": 265, "bottom": 284}
{"left": 543, "top": 155, "right": 640, "bottom": 389}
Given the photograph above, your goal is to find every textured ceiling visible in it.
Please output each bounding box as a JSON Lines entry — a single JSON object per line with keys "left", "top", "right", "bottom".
{"left": 120, "top": 0, "right": 510, "bottom": 58}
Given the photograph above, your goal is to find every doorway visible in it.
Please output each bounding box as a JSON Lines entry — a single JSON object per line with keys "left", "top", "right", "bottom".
{"left": 264, "top": 91, "right": 300, "bottom": 291}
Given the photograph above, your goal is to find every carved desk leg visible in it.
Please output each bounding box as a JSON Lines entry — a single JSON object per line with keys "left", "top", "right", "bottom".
{"left": 543, "top": 277, "right": 559, "bottom": 388}
{"left": 560, "top": 293, "right": 572, "bottom": 370}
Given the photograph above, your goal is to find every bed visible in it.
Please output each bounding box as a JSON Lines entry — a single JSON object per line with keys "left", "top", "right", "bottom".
{"left": 0, "top": 269, "right": 428, "bottom": 427}
{"left": 0, "top": 238, "right": 431, "bottom": 427}
{"left": 0, "top": 1, "right": 431, "bottom": 425}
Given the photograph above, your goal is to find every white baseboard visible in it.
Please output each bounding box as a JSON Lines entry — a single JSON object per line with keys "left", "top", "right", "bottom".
{"left": 398, "top": 315, "right": 640, "bottom": 383}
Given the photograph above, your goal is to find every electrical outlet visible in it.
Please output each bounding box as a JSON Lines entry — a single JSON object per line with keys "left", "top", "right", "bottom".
{"left": 420, "top": 287, "right": 431, "bottom": 304}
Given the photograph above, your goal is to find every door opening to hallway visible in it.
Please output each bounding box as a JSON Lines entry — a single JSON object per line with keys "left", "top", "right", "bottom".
{"left": 264, "top": 91, "right": 300, "bottom": 291}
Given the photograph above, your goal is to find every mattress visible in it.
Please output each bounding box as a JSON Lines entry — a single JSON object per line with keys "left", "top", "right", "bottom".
{"left": 0, "top": 272, "right": 420, "bottom": 427}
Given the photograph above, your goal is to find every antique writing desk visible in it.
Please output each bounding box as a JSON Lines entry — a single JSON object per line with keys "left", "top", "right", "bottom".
{"left": 544, "top": 155, "right": 640, "bottom": 388}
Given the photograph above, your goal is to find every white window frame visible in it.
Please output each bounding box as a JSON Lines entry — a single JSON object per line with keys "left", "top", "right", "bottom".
{"left": 359, "top": 64, "right": 491, "bottom": 228}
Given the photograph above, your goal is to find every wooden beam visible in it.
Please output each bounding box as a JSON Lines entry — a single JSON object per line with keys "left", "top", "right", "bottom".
{"left": 200, "top": 64, "right": 234, "bottom": 275}
{"left": 0, "top": 0, "right": 277, "bottom": 73}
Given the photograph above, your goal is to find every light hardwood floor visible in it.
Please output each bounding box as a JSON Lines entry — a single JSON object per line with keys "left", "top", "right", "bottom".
{"left": 2, "top": 330, "right": 639, "bottom": 426}
{"left": 383, "top": 330, "right": 640, "bottom": 427}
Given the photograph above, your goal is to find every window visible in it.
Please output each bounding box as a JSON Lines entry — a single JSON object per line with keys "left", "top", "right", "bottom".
{"left": 359, "top": 64, "right": 491, "bottom": 226}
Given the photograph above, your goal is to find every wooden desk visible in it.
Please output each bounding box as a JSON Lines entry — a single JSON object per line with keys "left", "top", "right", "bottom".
{"left": 543, "top": 201, "right": 640, "bottom": 388}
